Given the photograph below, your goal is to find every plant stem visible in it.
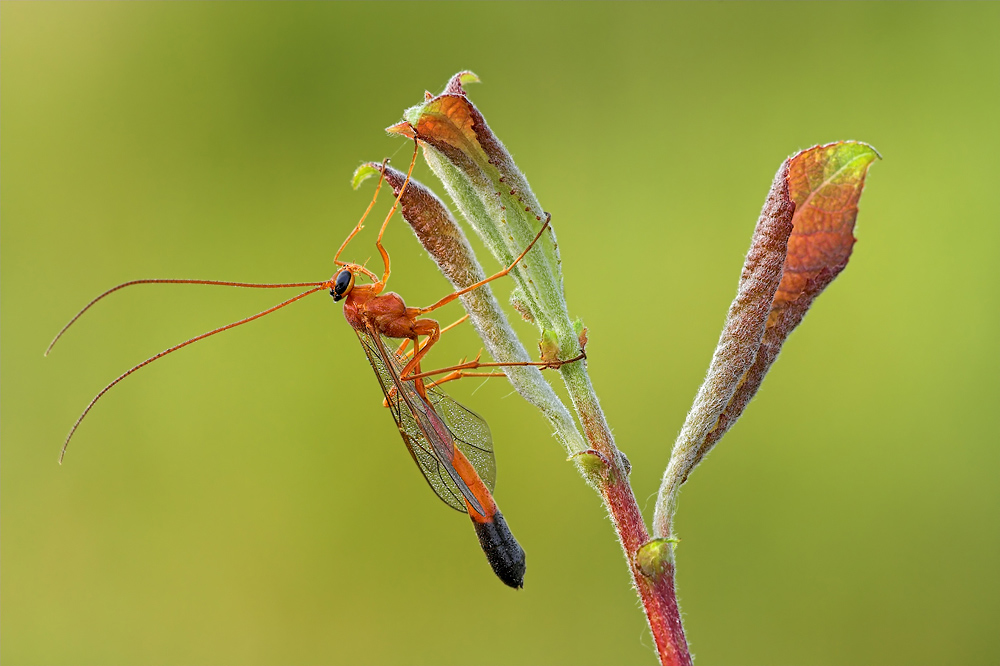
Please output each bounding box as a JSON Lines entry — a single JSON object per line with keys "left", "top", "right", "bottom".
{"left": 388, "top": 72, "right": 696, "bottom": 663}
{"left": 561, "top": 361, "right": 692, "bottom": 666}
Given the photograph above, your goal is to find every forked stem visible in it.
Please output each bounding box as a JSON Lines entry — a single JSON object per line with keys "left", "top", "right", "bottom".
{"left": 559, "top": 360, "right": 691, "bottom": 665}
{"left": 383, "top": 70, "right": 692, "bottom": 662}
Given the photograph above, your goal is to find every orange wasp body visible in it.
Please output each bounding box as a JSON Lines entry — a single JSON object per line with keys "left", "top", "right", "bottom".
{"left": 324, "top": 150, "right": 567, "bottom": 587}
{"left": 51, "top": 140, "right": 579, "bottom": 588}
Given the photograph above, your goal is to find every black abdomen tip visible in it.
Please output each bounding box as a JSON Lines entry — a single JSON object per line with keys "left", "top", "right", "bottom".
{"left": 473, "top": 510, "right": 526, "bottom": 588}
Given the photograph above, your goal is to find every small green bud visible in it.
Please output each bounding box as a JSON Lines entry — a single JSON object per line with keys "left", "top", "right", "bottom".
{"left": 635, "top": 538, "right": 679, "bottom": 580}
{"left": 568, "top": 448, "right": 611, "bottom": 483}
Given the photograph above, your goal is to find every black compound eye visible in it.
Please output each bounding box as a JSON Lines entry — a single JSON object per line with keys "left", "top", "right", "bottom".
{"left": 331, "top": 270, "right": 353, "bottom": 301}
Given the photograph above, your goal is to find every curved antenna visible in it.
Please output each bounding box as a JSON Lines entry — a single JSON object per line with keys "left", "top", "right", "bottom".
{"left": 46, "top": 278, "right": 326, "bottom": 356}
{"left": 58, "top": 285, "right": 326, "bottom": 464}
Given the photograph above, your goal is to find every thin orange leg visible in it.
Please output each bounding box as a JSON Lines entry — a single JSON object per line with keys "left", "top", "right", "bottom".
{"left": 335, "top": 159, "right": 388, "bottom": 266}
{"left": 397, "top": 314, "right": 469, "bottom": 361}
{"left": 422, "top": 370, "right": 508, "bottom": 392}
{"left": 393, "top": 338, "right": 411, "bottom": 357}
{"left": 384, "top": 314, "right": 470, "bottom": 406}
{"left": 374, "top": 139, "right": 420, "bottom": 291}
{"left": 405, "top": 349, "right": 587, "bottom": 383}
{"left": 416, "top": 214, "right": 551, "bottom": 315}
{"left": 397, "top": 217, "right": 552, "bottom": 381}
{"left": 411, "top": 345, "right": 588, "bottom": 393}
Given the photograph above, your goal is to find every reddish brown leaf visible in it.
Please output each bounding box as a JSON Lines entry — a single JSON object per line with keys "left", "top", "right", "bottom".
{"left": 659, "top": 161, "right": 797, "bottom": 497}
{"left": 354, "top": 162, "right": 485, "bottom": 291}
{"left": 776, "top": 141, "right": 880, "bottom": 313}
{"left": 386, "top": 72, "right": 566, "bottom": 333}
{"left": 697, "top": 141, "right": 880, "bottom": 460}
{"left": 350, "top": 162, "right": 578, "bottom": 442}
{"left": 656, "top": 141, "right": 878, "bottom": 527}
{"left": 387, "top": 71, "right": 535, "bottom": 219}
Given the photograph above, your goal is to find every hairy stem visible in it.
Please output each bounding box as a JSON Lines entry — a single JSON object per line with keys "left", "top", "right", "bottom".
{"left": 388, "top": 71, "right": 694, "bottom": 665}
{"left": 561, "top": 360, "right": 692, "bottom": 666}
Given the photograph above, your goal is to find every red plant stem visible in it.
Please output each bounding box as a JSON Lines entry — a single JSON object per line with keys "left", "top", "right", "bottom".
{"left": 602, "top": 478, "right": 690, "bottom": 666}
{"left": 566, "top": 365, "right": 692, "bottom": 666}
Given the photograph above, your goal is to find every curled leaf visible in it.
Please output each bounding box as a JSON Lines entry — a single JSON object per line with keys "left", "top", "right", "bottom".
{"left": 356, "top": 161, "right": 486, "bottom": 291}
{"left": 444, "top": 70, "right": 480, "bottom": 93}
{"left": 701, "top": 142, "right": 881, "bottom": 457}
{"left": 778, "top": 141, "right": 882, "bottom": 312}
{"left": 351, "top": 163, "right": 382, "bottom": 190}
{"left": 355, "top": 162, "right": 586, "bottom": 456}
{"left": 653, "top": 141, "right": 879, "bottom": 537}
{"left": 387, "top": 72, "right": 572, "bottom": 351}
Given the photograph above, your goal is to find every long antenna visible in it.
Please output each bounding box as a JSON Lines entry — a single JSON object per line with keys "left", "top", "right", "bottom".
{"left": 58, "top": 285, "right": 326, "bottom": 464}
{"left": 46, "top": 278, "right": 326, "bottom": 356}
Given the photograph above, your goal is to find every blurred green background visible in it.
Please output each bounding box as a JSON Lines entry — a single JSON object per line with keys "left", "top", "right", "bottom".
{"left": 3, "top": 3, "right": 998, "bottom": 664}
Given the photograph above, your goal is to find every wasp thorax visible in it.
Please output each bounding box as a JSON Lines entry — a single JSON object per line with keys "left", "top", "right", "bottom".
{"left": 330, "top": 269, "right": 355, "bottom": 301}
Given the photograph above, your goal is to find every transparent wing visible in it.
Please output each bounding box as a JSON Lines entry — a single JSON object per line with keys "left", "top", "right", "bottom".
{"left": 426, "top": 386, "right": 496, "bottom": 493}
{"left": 355, "top": 326, "right": 494, "bottom": 513}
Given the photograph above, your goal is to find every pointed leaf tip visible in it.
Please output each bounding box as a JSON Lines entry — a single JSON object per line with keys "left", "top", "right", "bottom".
{"left": 351, "top": 163, "right": 382, "bottom": 190}
{"left": 443, "top": 71, "right": 480, "bottom": 95}
{"left": 385, "top": 120, "right": 416, "bottom": 139}
{"left": 654, "top": 141, "right": 880, "bottom": 537}
{"left": 778, "top": 140, "right": 879, "bottom": 311}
